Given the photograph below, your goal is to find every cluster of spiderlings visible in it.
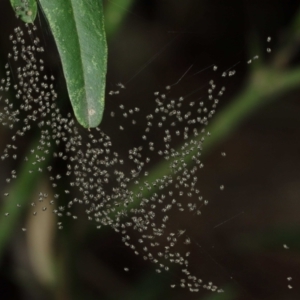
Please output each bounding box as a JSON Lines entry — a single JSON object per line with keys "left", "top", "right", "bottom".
{"left": 0, "top": 25, "right": 270, "bottom": 293}
{"left": 0, "top": 23, "right": 229, "bottom": 293}
{"left": 1, "top": 24, "right": 59, "bottom": 216}
{"left": 13, "top": 0, "right": 34, "bottom": 19}
{"left": 105, "top": 76, "right": 229, "bottom": 292}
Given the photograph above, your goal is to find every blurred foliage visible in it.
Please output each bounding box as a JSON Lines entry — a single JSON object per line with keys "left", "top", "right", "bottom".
{"left": 1, "top": 1, "right": 300, "bottom": 300}
{"left": 104, "top": 0, "right": 135, "bottom": 38}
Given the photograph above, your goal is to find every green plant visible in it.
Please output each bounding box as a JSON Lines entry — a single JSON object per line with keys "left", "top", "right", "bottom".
{"left": 1, "top": 1, "right": 300, "bottom": 300}
{"left": 10, "top": 0, "right": 108, "bottom": 128}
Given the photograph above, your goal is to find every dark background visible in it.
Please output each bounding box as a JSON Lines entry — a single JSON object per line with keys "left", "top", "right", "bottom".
{"left": 0, "top": 0, "right": 300, "bottom": 299}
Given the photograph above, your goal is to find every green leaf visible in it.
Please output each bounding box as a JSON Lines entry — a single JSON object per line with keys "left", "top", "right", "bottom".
{"left": 39, "top": 0, "right": 108, "bottom": 128}
{"left": 10, "top": 0, "right": 37, "bottom": 23}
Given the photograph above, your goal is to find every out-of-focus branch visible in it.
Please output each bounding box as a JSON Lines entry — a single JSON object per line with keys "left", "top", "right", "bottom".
{"left": 104, "top": 0, "right": 136, "bottom": 39}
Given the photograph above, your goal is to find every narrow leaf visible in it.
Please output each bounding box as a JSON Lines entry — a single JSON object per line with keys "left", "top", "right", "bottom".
{"left": 10, "top": 0, "right": 37, "bottom": 23}
{"left": 39, "top": 0, "right": 108, "bottom": 128}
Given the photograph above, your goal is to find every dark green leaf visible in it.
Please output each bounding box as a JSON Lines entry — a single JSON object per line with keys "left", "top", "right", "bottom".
{"left": 39, "top": 0, "right": 108, "bottom": 128}
{"left": 10, "top": 0, "right": 37, "bottom": 23}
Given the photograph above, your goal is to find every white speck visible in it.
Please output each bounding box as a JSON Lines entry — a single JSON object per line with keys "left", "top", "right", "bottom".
{"left": 88, "top": 109, "right": 95, "bottom": 116}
